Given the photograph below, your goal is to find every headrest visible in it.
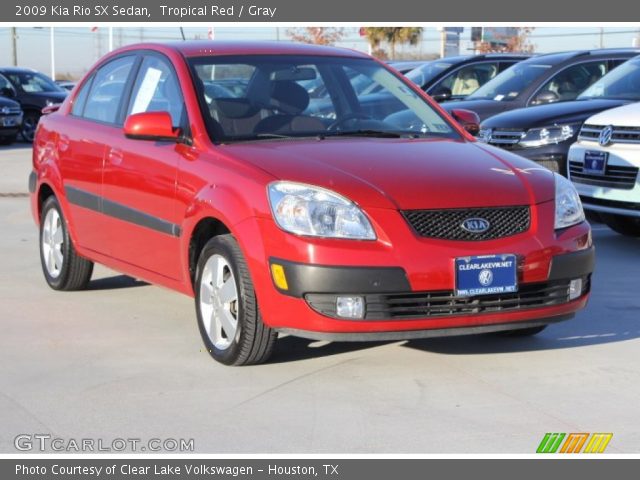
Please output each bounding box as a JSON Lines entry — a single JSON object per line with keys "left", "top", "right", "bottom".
{"left": 271, "top": 81, "right": 310, "bottom": 115}
{"left": 214, "top": 98, "right": 259, "bottom": 119}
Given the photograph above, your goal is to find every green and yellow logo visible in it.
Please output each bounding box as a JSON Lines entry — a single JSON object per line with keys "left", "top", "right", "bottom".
{"left": 537, "top": 433, "right": 613, "bottom": 453}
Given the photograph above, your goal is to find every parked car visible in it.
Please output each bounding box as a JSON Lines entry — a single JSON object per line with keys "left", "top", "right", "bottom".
{"left": 437, "top": 49, "right": 640, "bottom": 122}
{"left": 307, "top": 55, "right": 528, "bottom": 121}
{"left": 0, "top": 67, "right": 68, "bottom": 142}
{"left": 0, "top": 95, "right": 23, "bottom": 145}
{"left": 478, "top": 55, "right": 640, "bottom": 175}
{"left": 404, "top": 54, "right": 530, "bottom": 102}
{"left": 568, "top": 100, "right": 640, "bottom": 237}
{"left": 30, "top": 41, "right": 593, "bottom": 366}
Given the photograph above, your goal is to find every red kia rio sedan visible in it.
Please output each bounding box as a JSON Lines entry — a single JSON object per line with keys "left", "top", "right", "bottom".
{"left": 29, "top": 41, "right": 594, "bottom": 365}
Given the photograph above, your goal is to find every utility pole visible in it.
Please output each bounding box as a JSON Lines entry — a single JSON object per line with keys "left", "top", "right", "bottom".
{"left": 599, "top": 28, "right": 604, "bottom": 48}
{"left": 439, "top": 28, "right": 446, "bottom": 58}
{"left": 50, "top": 27, "right": 55, "bottom": 80}
{"left": 11, "top": 27, "right": 18, "bottom": 66}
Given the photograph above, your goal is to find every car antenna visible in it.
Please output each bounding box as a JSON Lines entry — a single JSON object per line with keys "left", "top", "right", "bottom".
{"left": 179, "top": 27, "right": 186, "bottom": 40}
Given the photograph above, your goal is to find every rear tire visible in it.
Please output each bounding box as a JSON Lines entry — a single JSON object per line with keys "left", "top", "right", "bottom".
{"left": 195, "top": 234, "right": 277, "bottom": 366}
{"left": 21, "top": 110, "right": 40, "bottom": 143}
{"left": 601, "top": 213, "right": 640, "bottom": 237}
{"left": 497, "top": 325, "right": 547, "bottom": 337}
{"left": 39, "top": 196, "right": 93, "bottom": 291}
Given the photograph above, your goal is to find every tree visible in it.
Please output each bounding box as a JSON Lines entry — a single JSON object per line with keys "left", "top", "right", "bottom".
{"left": 287, "top": 27, "right": 345, "bottom": 46}
{"left": 363, "top": 27, "right": 423, "bottom": 59}
{"left": 475, "top": 27, "right": 536, "bottom": 53}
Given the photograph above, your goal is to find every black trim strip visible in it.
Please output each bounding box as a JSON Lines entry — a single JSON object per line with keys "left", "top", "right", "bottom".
{"left": 28, "top": 171, "right": 36, "bottom": 194}
{"left": 278, "top": 314, "right": 575, "bottom": 342}
{"left": 65, "top": 185, "right": 181, "bottom": 238}
{"left": 548, "top": 247, "right": 595, "bottom": 281}
{"left": 270, "top": 257, "right": 410, "bottom": 298}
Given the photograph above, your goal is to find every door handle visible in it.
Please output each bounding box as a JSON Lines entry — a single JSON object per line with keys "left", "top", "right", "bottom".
{"left": 107, "top": 148, "right": 124, "bottom": 165}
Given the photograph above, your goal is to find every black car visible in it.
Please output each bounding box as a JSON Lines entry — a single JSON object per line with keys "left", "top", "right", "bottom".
{"left": 438, "top": 49, "right": 640, "bottom": 122}
{"left": 0, "top": 95, "right": 23, "bottom": 145}
{"left": 404, "top": 53, "right": 529, "bottom": 101}
{"left": 0, "top": 67, "right": 67, "bottom": 142}
{"left": 478, "top": 55, "right": 640, "bottom": 175}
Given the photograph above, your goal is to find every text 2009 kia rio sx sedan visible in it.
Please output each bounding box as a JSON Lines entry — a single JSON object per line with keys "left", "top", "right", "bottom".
{"left": 29, "top": 42, "right": 594, "bottom": 365}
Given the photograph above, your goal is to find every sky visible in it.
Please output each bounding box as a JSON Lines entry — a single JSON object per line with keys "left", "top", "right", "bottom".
{"left": 1, "top": 26, "right": 640, "bottom": 79}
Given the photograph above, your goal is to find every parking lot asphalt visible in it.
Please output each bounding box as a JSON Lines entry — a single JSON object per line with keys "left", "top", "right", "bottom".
{"left": 1, "top": 143, "right": 639, "bottom": 454}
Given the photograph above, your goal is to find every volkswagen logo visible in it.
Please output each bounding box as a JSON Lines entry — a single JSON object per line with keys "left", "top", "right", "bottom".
{"left": 478, "top": 269, "right": 494, "bottom": 287}
{"left": 0, "top": 106, "right": 9, "bottom": 115}
{"left": 461, "top": 217, "right": 491, "bottom": 234}
{"left": 599, "top": 125, "right": 614, "bottom": 147}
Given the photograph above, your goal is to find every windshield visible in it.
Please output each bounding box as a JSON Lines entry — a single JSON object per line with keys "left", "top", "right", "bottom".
{"left": 6, "top": 71, "right": 64, "bottom": 94}
{"left": 467, "top": 62, "right": 553, "bottom": 101}
{"left": 578, "top": 58, "right": 640, "bottom": 101}
{"left": 189, "top": 55, "right": 458, "bottom": 143}
{"left": 405, "top": 61, "right": 453, "bottom": 87}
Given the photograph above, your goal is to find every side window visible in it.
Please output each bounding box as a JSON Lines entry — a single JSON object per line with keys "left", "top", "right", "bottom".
{"left": 83, "top": 56, "right": 135, "bottom": 124}
{"left": 440, "top": 63, "right": 500, "bottom": 96}
{"left": 498, "top": 61, "right": 518, "bottom": 73}
{"left": 0, "top": 73, "right": 15, "bottom": 94}
{"left": 127, "top": 56, "right": 185, "bottom": 128}
{"left": 71, "top": 76, "right": 93, "bottom": 116}
{"left": 534, "top": 61, "right": 608, "bottom": 104}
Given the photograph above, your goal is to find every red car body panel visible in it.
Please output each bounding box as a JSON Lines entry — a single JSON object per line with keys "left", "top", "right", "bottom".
{"left": 30, "top": 41, "right": 593, "bottom": 337}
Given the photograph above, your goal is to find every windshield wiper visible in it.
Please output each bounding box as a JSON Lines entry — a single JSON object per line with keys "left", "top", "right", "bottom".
{"left": 319, "top": 129, "right": 405, "bottom": 139}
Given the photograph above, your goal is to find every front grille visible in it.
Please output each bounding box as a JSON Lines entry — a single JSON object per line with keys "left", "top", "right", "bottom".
{"left": 579, "top": 124, "right": 640, "bottom": 144}
{"left": 402, "top": 206, "right": 530, "bottom": 241}
{"left": 569, "top": 161, "right": 638, "bottom": 190}
{"left": 306, "top": 276, "right": 590, "bottom": 320}
{"left": 486, "top": 128, "right": 524, "bottom": 150}
{"left": 0, "top": 107, "right": 21, "bottom": 116}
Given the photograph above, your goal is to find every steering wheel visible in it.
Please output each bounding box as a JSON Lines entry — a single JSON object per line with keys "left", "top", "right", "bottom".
{"left": 327, "top": 112, "right": 374, "bottom": 131}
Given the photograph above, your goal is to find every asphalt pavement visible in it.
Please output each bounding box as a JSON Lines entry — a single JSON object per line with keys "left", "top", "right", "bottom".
{"left": 1, "top": 143, "right": 639, "bottom": 453}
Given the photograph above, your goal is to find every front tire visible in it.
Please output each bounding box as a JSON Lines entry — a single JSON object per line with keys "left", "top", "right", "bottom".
{"left": 39, "top": 196, "right": 93, "bottom": 290}
{"left": 601, "top": 213, "right": 640, "bottom": 237}
{"left": 21, "top": 111, "right": 40, "bottom": 143}
{"left": 195, "top": 234, "right": 277, "bottom": 366}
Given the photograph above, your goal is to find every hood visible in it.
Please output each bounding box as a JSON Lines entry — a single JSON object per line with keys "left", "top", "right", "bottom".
{"left": 441, "top": 99, "right": 511, "bottom": 122}
{"left": 223, "top": 138, "right": 555, "bottom": 210}
{"left": 480, "top": 99, "right": 629, "bottom": 129}
{"left": 0, "top": 96, "right": 20, "bottom": 109}
{"left": 584, "top": 101, "right": 640, "bottom": 127}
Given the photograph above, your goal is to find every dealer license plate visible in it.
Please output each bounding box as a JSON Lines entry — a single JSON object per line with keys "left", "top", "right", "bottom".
{"left": 455, "top": 254, "right": 518, "bottom": 297}
{"left": 583, "top": 150, "right": 607, "bottom": 175}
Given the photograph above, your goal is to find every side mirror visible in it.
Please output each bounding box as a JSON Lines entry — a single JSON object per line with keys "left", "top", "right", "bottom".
{"left": 431, "top": 87, "right": 452, "bottom": 102}
{"left": 451, "top": 109, "right": 480, "bottom": 136}
{"left": 124, "top": 111, "right": 181, "bottom": 142}
{"left": 0, "top": 87, "right": 15, "bottom": 98}
{"left": 532, "top": 90, "right": 559, "bottom": 105}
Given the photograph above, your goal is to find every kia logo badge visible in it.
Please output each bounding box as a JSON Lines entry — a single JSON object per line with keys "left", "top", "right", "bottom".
{"left": 599, "top": 125, "right": 613, "bottom": 147}
{"left": 461, "top": 218, "right": 490, "bottom": 234}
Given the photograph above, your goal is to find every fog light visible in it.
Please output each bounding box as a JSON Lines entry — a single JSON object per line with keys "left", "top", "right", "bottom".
{"left": 569, "top": 278, "right": 582, "bottom": 300}
{"left": 336, "top": 296, "right": 365, "bottom": 319}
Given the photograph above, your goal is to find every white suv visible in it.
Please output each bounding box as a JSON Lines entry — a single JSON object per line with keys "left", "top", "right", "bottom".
{"left": 567, "top": 102, "right": 640, "bottom": 237}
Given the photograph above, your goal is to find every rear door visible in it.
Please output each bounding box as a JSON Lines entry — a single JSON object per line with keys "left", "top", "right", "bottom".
{"left": 58, "top": 54, "right": 137, "bottom": 254}
{"left": 101, "top": 53, "right": 188, "bottom": 280}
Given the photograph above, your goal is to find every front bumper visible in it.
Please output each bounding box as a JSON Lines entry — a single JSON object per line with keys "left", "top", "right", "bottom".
{"left": 568, "top": 141, "right": 640, "bottom": 218}
{"left": 235, "top": 205, "right": 593, "bottom": 337}
{"left": 487, "top": 140, "right": 573, "bottom": 175}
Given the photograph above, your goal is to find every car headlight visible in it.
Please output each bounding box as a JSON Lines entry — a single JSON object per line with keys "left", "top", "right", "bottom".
{"left": 45, "top": 99, "right": 56, "bottom": 107}
{"left": 477, "top": 128, "right": 491, "bottom": 143}
{"left": 554, "top": 173, "right": 585, "bottom": 230}
{"left": 518, "top": 124, "right": 578, "bottom": 148}
{"left": 268, "top": 181, "right": 376, "bottom": 240}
